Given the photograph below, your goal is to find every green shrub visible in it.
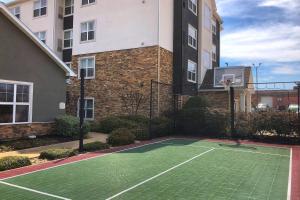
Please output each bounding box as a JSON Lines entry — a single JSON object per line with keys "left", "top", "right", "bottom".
{"left": 131, "top": 127, "right": 150, "bottom": 141}
{"left": 107, "top": 128, "right": 136, "bottom": 146}
{"left": 151, "top": 117, "right": 173, "bottom": 137}
{"left": 204, "top": 109, "right": 229, "bottom": 136}
{"left": 183, "top": 96, "right": 210, "bottom": 110}
{"left": 83, "top": 142, "right": 110, "bottom": 152}
{"left": 0, "top": 156, "right": 31, "bottom": 171}
{"left": 119, "top": 115, "right": 149, "bottom": 126}
{"left": 55, "top": 115, "right": 90, "bottom": 138}
{"left": 235, "top": 112, "right": 253, "bottom": 138}
{"left": 96, "top": 117, "right": 138, "bottom": 133}
{"left": 39, "top": 149, "right": 77, "bottom": 160}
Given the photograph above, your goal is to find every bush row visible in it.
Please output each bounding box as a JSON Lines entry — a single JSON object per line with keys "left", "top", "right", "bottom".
{"left": 0, "top": 156, "right": 31, "bottom": 171}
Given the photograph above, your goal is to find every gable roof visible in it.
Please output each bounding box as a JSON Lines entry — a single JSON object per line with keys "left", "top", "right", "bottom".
{"left": 0, "top": 2, "right": 76, "bottom": 77}
{"left": 200, "top": 66, "right": 253, "bottom": 90}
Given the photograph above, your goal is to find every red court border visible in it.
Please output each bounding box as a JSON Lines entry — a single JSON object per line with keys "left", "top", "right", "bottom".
{"left": 0, "top": 137, "right": 299, "bottom": 200}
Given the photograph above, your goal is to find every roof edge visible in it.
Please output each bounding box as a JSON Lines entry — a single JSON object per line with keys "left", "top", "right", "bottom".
{"left": 0, "top": 2, "right": 76, "bottom": 77}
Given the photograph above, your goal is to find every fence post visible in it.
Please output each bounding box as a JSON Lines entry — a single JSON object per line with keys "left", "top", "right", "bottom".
{"left": 149, "top": 80, "right": 153, "bottom": 139}
{"left": 297, "top": 82, "right": 300, "bottom": 119}
{"left": 230, "top": 86, "right": 236, "bottom": 136}
{"left": 79, "top": 69, "right": 85, "bottom": 152}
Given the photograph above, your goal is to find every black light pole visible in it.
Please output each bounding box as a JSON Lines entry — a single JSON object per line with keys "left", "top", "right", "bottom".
{"left": 230, "top": 86, "right": 235, "bottom": 136}
{"left": 253, "top": 63, "right": 262, "bottom": 108}
{"left": 297, "top": 82, "right": 300, "bottom": 119}
{"left": 79, "top": 69, "right": 85, "bottom": 153}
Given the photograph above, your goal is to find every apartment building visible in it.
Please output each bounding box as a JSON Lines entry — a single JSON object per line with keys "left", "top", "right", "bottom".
{"left": 6, "top": 0, "right": 222, "bottom": 121}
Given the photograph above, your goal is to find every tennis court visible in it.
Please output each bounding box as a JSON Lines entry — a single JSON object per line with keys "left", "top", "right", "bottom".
{"left": 0, "top": 139, "right": 292, "bottom": 200}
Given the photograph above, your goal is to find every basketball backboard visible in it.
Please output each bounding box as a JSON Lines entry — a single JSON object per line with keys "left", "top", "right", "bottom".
{"left": 214, "top": 67, "right": 245, "bottom": 88}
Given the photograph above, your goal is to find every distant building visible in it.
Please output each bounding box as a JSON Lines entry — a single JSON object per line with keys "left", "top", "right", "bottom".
{"left": 252, "top": 89, "right": 298, "bottom": 111}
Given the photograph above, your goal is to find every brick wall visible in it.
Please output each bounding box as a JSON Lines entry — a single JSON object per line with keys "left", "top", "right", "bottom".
{"left": 67, "top": 46, "right": 173, "bottom": 121}
{"left": 0, "top": 123, "right": 54, "bottom": 140}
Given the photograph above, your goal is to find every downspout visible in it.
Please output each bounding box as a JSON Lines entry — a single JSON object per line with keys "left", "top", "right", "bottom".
{"left": 157, "top": 0, "right": 161, "bottom": 116}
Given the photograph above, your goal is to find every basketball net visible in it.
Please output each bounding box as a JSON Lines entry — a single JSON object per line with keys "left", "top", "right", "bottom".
{"left": 221, "top": 79, "right": 233, "bottom": 91}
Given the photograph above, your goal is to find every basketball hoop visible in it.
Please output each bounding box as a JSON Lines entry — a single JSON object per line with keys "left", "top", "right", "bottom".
{"left": 221, "top": 79, "right": 233, "bottom": 91}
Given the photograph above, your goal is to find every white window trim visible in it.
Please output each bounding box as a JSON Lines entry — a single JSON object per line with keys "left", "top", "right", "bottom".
{"left": 80, "top": 20, "right": 96, "bottom": 43}
{"left": 78, "top": 56, "right": 96, "bottom": 80}
{"left": 63, "top": 29, "right": 73, "bottom": 49}
{"left": 188, "top": 0, "right": 197, "bottom": 16}
{"left": 33, "top": 0, "right": 47, "bottom": 18}
{"left": 188, "top": 24, "right": 197, "bottom": 50}
{"left": 77, "top": 97, "right": 94, "bottom": 121}
{"left": 81, "top": 0, "right": 96, "bottom": 7}
{"left": 10, "top": 6, "right": 20, "bottom": 19}
{"left": 187, "top": 60, "right": 197, "bottom": 83}
{"left": 64, "top": 0, "right": 74, "bottom": 17}
{"left": 0, "top": 79, "right": 33, "bottom": 126}
{"left": 34, "top": 31, "right": 47, "bottom": 44}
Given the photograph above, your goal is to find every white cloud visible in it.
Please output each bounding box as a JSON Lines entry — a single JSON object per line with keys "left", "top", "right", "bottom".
{"left": 221, "top": 23, "right": 300, "bottom": 62}
{"left": 271, "top": 66, "right": 300, "bottom": 75}
{"left": 258, "top": 0, "right": 300, "bottom": 10}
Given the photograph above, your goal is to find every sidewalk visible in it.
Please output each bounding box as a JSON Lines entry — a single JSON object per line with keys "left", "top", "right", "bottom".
{"left": 0, "top": 133, "right": 108, "bottom": 159}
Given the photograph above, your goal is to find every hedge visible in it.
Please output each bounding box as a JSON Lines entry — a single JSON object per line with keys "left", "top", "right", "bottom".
{"left": 95, "top": 117, "right": 139, "bottom": 133}
{"left": 39, "top": 149, "right": 77, "bottom": 160}
{"left": 0, "top": 156, "right": 31, "bottom": 171}
{"left": 83, "top": 142, "right": 110, "bottom": 152}
{"left": 107, "top": 128, "right": 136, "bottom": 146}
{"left": 55, "top": 115, "right": 90, "bottom": 138}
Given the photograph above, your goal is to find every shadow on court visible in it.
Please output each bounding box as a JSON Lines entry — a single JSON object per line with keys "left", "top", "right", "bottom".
{"left": 218, "top": 140, "right": 257, "bottom": 150}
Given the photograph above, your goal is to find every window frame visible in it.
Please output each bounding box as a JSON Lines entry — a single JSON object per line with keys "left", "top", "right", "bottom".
{"left": 81, "top": 0, "right": 96, "bottom": 7}
{"left": 188, "top": 24, "right": 197, "bottom": 50}
{"left": 78, "top": 56, "right": 96, "bottom": 80}
{"left": 10, "top": 6, "right": 21, "bottom": 19}
{"left": 34, "top": 31, "right": 47, "bottom": 44}
{"left": 64, "top": 0, "right": 74, "bottom": 17}
{"left": 187, "top": 60, "right": 197, "bottom": 83}
{"left": 0, "top": 79, "right": 33, "bottom": 125}
{"left": 33, "top": 0, "right": 47, "bottom": 18}
{"left": 212, "top": 44, "right": 217, "bottom": 62}
{"left": 77, "top": 97, "right": 94, "bottom": 120}
{"left": 188, "top": 0, "right": 197, "bottom": 16}
{"left": 63, "top": 29, "right": 73, "bottom": 49}
{"left": 80, "top": 20, "right": 96, "bottom": 43}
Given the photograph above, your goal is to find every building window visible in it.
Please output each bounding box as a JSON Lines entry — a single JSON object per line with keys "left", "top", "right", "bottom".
{"left": 65, "top": 62, "right": 72, "bottom": 69}
{"left": 188, "top": 24, "right": 197, "bottom": 49}
{"left": 82, "top": 0, "right": 96, "bottom": 6}
{"left": 203, "top": 50, "right": 211, "bottom": 69}
{"left": 212, "top": 20, "right": 217, "bottom": 35}
{"left": 10, "top": 7, "right": 20, "bottom": 19}
{"left": 63, "top": 29, "right": 73, "bottom": 49}
{"left": 187, "top": 60, "right": 197, "bottom": 83}
{"left": 33, "top": 0, "right": 47, "bottom": 17}
{"left": 0, "top": 80, "right": 32, "bottom": 124}
{"left": 64, "top": 0, "right": 74, "bottom": 16}
{"left": 77, "top": 98, "right": 94, "bottom": 120}
{"left": 34, "top": 31, "right": 46, "bottom": 43}
{"left": 212, "top": 45, "right": 217, "bottom": 62}
{"left": 188, "top": 0, "right": 197, "bottom": 15}
{"left": 204, "top": 4, "right": 211, "bottom": 30}
{"left": 78, "top": 57, "right": 95, "bottom": 79}
{"left": 80, "top": 20, "right": 95, "bottom": 42}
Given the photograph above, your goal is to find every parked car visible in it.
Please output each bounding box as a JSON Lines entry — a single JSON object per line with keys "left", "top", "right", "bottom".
{"left": 257, "top": 103, "right": 268, "bottom": 111}
{"left": 288, "top": 104, "right": 299, "bottom": 113}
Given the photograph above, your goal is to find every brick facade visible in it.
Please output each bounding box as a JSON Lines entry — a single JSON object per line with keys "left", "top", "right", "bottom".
{"left": 0, "top": 123, "right": 54, "bottom": 140}
{"left": 67, "top": 46, "right": 173, "bottom": 121}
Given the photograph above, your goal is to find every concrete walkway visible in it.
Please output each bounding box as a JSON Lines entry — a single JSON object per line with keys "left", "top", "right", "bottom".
{"left": 0, "top": 133, "right": 108, "bottom": 159}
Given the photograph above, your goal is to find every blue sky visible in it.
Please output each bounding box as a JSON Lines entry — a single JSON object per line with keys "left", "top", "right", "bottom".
{"left": 216, "top": 0, "right": 300, "bottom": 84}
{"left": 2, "top": 0, "right": 300, "bottom": 84}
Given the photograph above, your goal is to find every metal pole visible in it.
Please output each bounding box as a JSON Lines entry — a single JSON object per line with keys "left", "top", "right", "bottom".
{"left": 149, "top": 80, "right": 154, "bottom": 139}
{"left": 230, "top": 86, "right": 235, "bottom": 136}
{"left": 256, "top": 66, "right": 259, "bottom": 108}
{"left": 298, "top": 84, "right": 300, "bottom": 119}
{"left": 79, "top": 69, "right": 85, "bottom": 152}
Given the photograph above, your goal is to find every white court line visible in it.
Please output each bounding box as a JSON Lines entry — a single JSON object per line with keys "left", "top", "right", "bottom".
{"left": 161, "top": 142, "right": 290, "bottom": 157}
{"left": 105, "top": 148, "right": 215, "bottom": 200}
{"left": 287, "top": 148, "right": 292, "bottom": 200}
{"left": 0, "top": 138, "right": 174, "bottom": 181}
{"left": 0, "top": 181, "right": 71, "bottom": 200}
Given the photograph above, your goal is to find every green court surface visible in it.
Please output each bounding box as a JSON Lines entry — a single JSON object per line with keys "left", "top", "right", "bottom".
{"left": 0, "top": 139, "right": 291, "bottom": 200}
